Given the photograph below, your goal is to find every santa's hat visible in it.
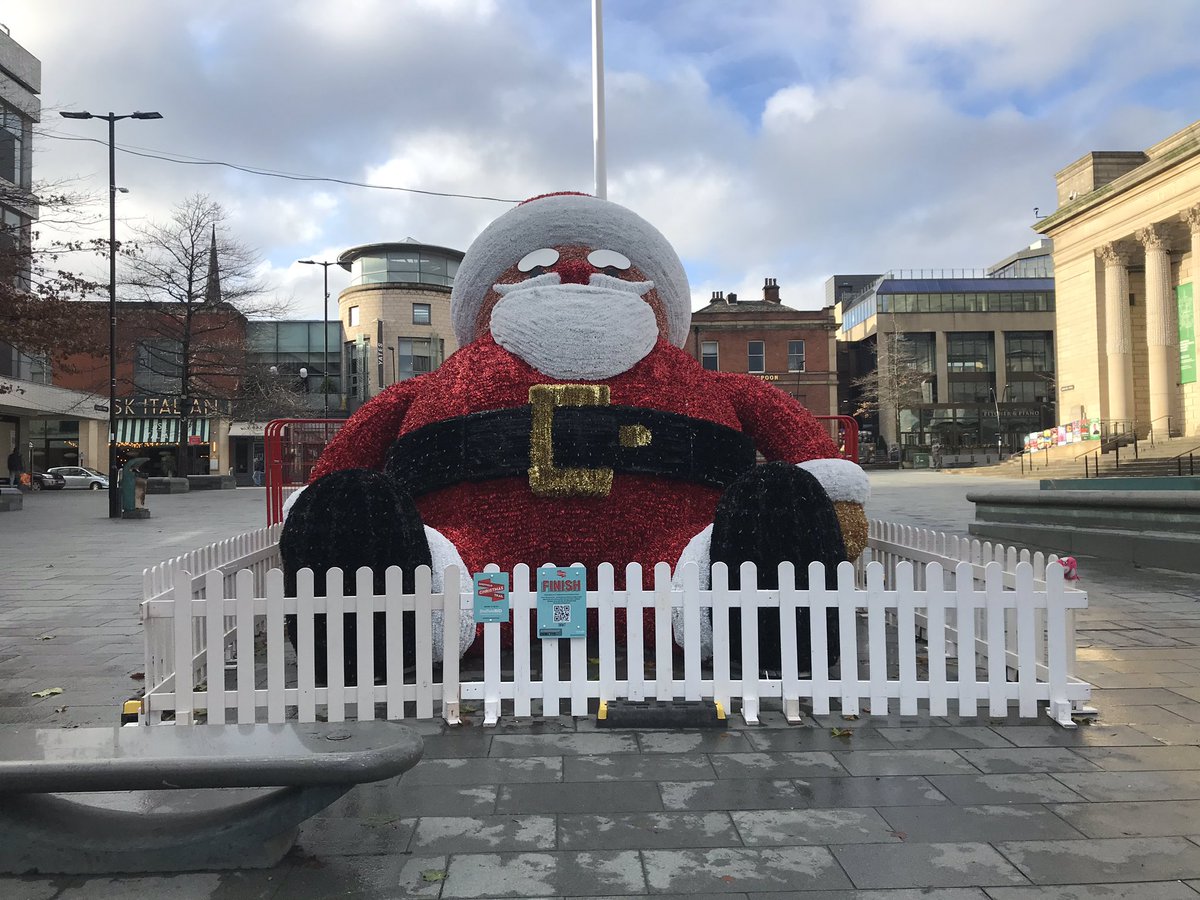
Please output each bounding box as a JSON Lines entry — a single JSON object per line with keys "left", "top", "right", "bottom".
{"left": 451, "top": 192, "right": 692, "bottom": 347}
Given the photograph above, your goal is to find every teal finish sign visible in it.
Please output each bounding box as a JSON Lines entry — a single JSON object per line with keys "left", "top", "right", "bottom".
{"left": 472, "top": 572, "right": 510, "bottom": 624}
{"left": 536, "top": 565, "right": 587, "bottom": 639}
{"left": 1179, "top": 283, "right": 1196, "bottom": 385}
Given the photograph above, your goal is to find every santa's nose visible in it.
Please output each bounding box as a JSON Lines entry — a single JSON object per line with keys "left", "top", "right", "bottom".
{"left": 553, "top": 258, "right": 593, "bottom": 285}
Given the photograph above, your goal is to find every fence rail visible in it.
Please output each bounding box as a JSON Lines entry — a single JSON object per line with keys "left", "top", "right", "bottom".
{"left": 141, "top": 525, "right": 1091, "bottom": 729}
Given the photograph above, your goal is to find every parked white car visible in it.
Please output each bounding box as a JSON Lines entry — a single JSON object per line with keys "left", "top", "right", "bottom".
{"left": 47, "top": 466, "right": 109, "bottom": 490}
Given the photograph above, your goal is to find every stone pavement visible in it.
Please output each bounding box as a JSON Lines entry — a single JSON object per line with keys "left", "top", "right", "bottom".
{"left": 4, "top": 474, "right": 1200, "bottom": 898}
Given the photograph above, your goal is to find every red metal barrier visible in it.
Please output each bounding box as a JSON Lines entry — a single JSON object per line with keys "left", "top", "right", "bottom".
{"left": 266, "top": 414, "right": 859, "bottom": 525}
{"left": 264, "top": 419, "right": 344, "bottom": 525}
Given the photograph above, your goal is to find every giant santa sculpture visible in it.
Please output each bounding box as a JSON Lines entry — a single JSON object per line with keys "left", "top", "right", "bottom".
{"left": 280, "top": 192, "right": 869, "bottom": 677}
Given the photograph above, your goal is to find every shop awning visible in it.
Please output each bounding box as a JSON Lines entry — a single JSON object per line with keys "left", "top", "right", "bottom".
{"left": 116, "top": 418, "right": 211, "bottom": 444}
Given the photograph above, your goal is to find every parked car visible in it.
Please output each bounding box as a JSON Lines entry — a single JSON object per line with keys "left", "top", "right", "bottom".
{"left": 47, "top": 466, "right": 109, "bottom": 491}
{"left": 29, "top": 470, "right": 67, "bottom": 492}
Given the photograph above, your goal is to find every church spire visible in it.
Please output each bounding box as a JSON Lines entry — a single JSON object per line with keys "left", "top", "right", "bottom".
{"left": 203, "top": 224, "right": 222, "bottom": 305}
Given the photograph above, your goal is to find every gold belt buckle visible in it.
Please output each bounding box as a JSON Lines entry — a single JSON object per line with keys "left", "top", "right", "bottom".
{"left": 528, "top": 384, "right": 614, "bottom": 497}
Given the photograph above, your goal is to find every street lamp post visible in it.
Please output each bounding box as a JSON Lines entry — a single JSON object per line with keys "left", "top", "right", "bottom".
{"left": 60, "top": 110, "right": 162, "bottom": 519}
{"left": 990, "top": 385, "right": 1011, "bottom": 458}
{"left": 298, "top": 259, "right": 337, "bottom": 418}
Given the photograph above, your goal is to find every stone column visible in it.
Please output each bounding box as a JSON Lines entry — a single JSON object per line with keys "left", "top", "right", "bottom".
{"left": 1137, "top": 223, "right": 1176, "bottom": 439}
{"left": 1098, "top": 242, "right": 1134, "bottom": 426}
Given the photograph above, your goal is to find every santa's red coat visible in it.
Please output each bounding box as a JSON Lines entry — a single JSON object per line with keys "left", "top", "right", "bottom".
{"left": 312, "top": 336, "right": 838, "bottom": 585}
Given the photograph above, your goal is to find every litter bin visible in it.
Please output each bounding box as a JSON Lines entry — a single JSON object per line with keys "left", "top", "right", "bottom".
{"left": 913, "top": 452, "right": 931, "bottom": 469}
{"left": 120, "top": 457, "right": 151, "bottom": 519}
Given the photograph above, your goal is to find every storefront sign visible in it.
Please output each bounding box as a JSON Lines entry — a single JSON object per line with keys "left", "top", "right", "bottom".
{"left": 114, "top": 396, "right": 229, "bottom": 417}
{"left": 472, "top": 572, "right": 510, "bottom": 624}
{"left": 753, "top": 374, "right": 781, "bottom": 382}
{"left": 536, "top": 565, "right": 587, "bottom": 639}
{"left": 1179, "top": 283, "right": 1196, "bottom": 385}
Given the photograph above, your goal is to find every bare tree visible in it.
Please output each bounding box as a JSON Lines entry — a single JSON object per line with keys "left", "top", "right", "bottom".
{"left": 0, "top": 179, "right": 109, "bottom": 365}
{"left": 851, "top": 330, "right": 931, "bottom": 450}
{"left": 232, "top": 362, "right": 315, "bottom": 425}
{"left": 121, "top": 194, "right": 284, "bottom": 475}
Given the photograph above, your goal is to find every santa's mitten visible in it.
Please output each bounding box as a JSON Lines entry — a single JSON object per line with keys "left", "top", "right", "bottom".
{"left": 795, "top": 458, "right": 870, "bottom": 560}
{"left": 710, "top": 462, "right": 846, "bottom": 676}
{"left": 280, "top": 468, "right": 431, "bottom": 686}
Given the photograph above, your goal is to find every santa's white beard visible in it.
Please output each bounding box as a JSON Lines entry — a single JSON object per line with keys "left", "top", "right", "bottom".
{"left": 489, "top": 273, "right": 658, "bottom": 380}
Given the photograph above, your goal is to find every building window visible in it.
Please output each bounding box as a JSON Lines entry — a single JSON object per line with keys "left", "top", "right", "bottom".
{"left": 747, "top": 340, "right": 765, "bottom": 373}
{"left": 946, "top": 332, "right": 994, "bottom": 372}
{"left": 787, "top": 340, "right": 805, "bottom": 372}
{"left": 0, "top": 103, "right": 25, "bottom": 187}
{"left": 397, "top": 338, "right": 433, "bottom": 381}
{"left": 348, "top": 306, "right": 360, "bottom": 327}
{"left": 412, "top": 303, "right": 431, "bottom": 325}
{"left": 345, "top": 339, "right": 369, "bottom": 400}
{"left": 349, "top": 248, "right": 461, "bottom": 287}
{"left": 134, "top": 339, "right": 183, "bottom": 394}
{"left": 1005, "top": 332, "right": 1054, "bottom": 373}
{"left": 701, "top": 341, "right": 718, "bottom": 370}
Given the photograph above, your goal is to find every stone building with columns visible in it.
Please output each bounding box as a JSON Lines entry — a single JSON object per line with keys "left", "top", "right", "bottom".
{"left": 1034, "top": 120, "right": 1200, "bottom": 441}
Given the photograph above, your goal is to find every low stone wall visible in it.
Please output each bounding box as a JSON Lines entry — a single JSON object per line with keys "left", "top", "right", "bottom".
{"left": 968, "top": 489, "right": 1200, "bottom": 573}
{"left": 186, "top": 475, "right": 237, "bottom": 491}
{"left": 146, "top": 478, "right": 189, "bottom": 494}
{"left": 0, "top": 487, "right": 22, "bottom": 511}
{"left": 1041, "top": 476, "right": 1200, "bottom": 491}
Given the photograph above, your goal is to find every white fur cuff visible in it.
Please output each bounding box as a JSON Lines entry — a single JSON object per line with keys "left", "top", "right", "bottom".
{"left": 797, "top": 458, "right": 870, "bottom": 504}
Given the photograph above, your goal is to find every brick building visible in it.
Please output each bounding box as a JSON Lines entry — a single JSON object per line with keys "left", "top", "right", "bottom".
{"left": 688, "top": 278, "right": 839, "bottom": 417}
{"left": 53, "top": 302, "right": 247, "bottom": 477}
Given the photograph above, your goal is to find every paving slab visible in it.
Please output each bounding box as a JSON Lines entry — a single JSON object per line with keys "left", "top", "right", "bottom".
{"left": 997, "top": 836, "right": 1200, "bottom": 884}
{"left": 874, "top": 725, "right": 1015, "bottom": 749}
{"left": 558, "top": 811, "right": 740, "bottom": 850}
{"left": 641, "top": 846, "right": 852, "bottom": 893}
{"left": 497, "top": 780, "right": 664, "bottom": 814}
{"left": 985, "top": 883, "right": 1200, "bottom": 899}
{"left": 563, "top": 752, "right": 717, "bottom": 782}
{"left": 402, "top": 755, "right": 562, "bottom": 785}
{"left": 1071, "top": 744, "right": 1200, "bottom": 770}
{"left": 1048, "top": 799, "right": 1200, "bottom": 838}
{"left": 708, "top": 751, "right": 847, "bottom": 779}
{"left": 925, "top": 773, "right": 1087, "bottom": 804}
{"left": 829, "top": 841, "right": 1028, "bottom": 889}
{"left": 409, "top": 814, "right": 556, "bottom": 853}
{"left": 440, "top": 850, "right": 645, "bottom": 898}
{"left": 875, "top": 803, "right": 1085, "bottom": 842}
{"left": 1052, "top": 770, "right": 1200, "bottom": 802}
{"left": 832, "top": 748, "right": 981, "bottom": 776}
{"left": 955, "top": 747, "right": 1102, "bottom": 774}
{"left": 729, "top": 807, "right": 898, "bottom": 845}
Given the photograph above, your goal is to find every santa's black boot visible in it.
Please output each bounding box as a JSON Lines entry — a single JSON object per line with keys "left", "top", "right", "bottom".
{"left": 280, "top": 469, "right": 431, "bottom": 686}
{"left": 711, "top": 462, "right": 847, "bottom": 677}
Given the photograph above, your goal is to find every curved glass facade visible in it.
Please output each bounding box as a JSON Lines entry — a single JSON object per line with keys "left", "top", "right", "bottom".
{"left": 349, "top": 248, "right": 460, "bottom": 288}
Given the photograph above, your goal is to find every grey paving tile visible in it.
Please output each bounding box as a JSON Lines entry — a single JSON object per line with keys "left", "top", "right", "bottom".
{"left": 441, "top": 850, "right": 644, "bottom": 897}
{"left": 1072, "top": 744, "right": 1200, "bottom": 770}
{"left": 985, "top": 883, "right": 1200, "bottom": 899}
{"left": 637, "top": 731, "right": 756, "bottom": 753}
{"left": 660, "top": 778, "right": 806, "bottom": 811}
{"left": 419, "top": 730, "right": 494, "bottom": 759}
{"left": 790, "top": 775, "right": 950, "bottom": 808}
{"left": 744, "top": 726, "right": 896, "bottom": 751}
{"left": 926, "top": 773, "right": 1086, "bottom": 804}
{"left": 276, "top": 852, "right": 447, "bottom": 899}
{"left": 559, "top": 811, "right": 740, "bottom": 850}
{"left": 1130, "top": 722, "right": 1200, "bottom": 744}
{"left": 830, "top": 841, "right": 1026, "bottom": 889}
{"left": 402, "top": 756, "right": 562, "bottom": 785}
{"left": 410, "top": 814, "right": 556, "bottom": 852}
{"left": 1085, "top": 672, "right": 1190, "bottom": 689}
{"left": 833, "top": 749, "right": 980, "bottom": 776}
{"left": 998, "top": 836, "right": 1200, "bottom": 884}
{"left": 988, "top": 724, "right": 1162, "bottom": 747}
{"left": 295, "top": 815, "right": 413, "bottom": 856}
{"left": 489, "top": 732, "right": 639, "bottom": 757}
{"left": 876, "top": 725, "right": 1014, "bottom": 749}
{"left": 1161, "top": 702, "right": 1200, "bottom": 723}
{"left": 744, "top": 891, "right": 989, "bottom": 900}
{"left": 642, "top": 846, "right": 851, "bottom": 892}
{"left": 49, "top": 871, "right": 283, "bottom": 900}
{"left": 877, "top": 804, "right": 1084, "bottom": 842}
{"left": 1089, "top": 705, "right": 1194, "bottom": 725}
{"left": 1054, "top": 769, "right": 1200, "bottom": 802}
{"left": 563, "top": 752, "right": 716, "bottom": 782}
{"left": 1049, "top": 799, "right": 1200, "bottom": 838}
{"left": 955, "top": 747, "right": 1102, "bottom": 774}
{"left": 709, "top": 751, "right": 847, "bottom": 779}
{"left": 324, "top": 780, "right": 498, "bottom": 818}
{"left": 1093, "top": 688, "right": 1200, "bottom": 705}
{"left": 731, "top": 807, "right": 899, "bottom": 845}
{"left": 497, "top": 780, "right": 662, "bottom": 814}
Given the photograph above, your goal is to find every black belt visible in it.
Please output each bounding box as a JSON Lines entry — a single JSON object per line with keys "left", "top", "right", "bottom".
{"left": 384, "top": 384, "right": 756, "bottom": 499}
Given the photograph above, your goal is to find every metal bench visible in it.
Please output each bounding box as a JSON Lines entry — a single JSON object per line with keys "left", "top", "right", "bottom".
{"left": 0, "top": 721, "right": 423, "bottom": 875}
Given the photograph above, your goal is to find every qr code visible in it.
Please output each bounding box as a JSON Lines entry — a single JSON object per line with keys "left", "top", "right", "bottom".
{"left": 552, "top": 604, "right": 571, "bottom": 624}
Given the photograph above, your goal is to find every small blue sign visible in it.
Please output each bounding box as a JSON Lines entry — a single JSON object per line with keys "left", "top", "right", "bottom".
{"left": 472, "top": 572, "right": 510, "bottom": 624}
{"left": 536, "top": 565, "right": 587, "bottom": 639}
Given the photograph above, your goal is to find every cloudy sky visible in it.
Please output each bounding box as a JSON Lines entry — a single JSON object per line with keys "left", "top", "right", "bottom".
{"left": 9, "top": 0, "right": 1200, "bottom": 318}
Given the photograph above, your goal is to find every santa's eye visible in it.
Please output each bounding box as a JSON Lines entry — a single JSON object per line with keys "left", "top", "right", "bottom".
{"left": 518, "top": 248, "right": 559, "bottom": 272}
{"left": 587, "top": 249, "right": 631, "bottom": 270}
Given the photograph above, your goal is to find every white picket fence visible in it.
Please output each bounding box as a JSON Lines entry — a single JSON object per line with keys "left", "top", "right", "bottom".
{"left": 140, "top": 522, "right": 1092, "bottom": 728}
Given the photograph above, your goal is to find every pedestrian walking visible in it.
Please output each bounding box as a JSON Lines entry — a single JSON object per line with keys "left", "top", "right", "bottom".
{"left": 252, "top": 454, "right": 265, "bottom": 487}
{"left": 7, "top": 446, "right": 24, "bottom": 489}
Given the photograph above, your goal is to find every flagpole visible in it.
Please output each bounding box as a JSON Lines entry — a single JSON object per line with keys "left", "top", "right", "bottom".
{"left": 592, "top": 0, "right": 607, "bottom": 199}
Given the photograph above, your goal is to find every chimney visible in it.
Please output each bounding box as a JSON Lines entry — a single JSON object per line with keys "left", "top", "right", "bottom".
{"left": 710, "top": 290, "right": 725, "bottom": 303}
{"left": 763, "top": 277, "right": 780, "bottom": 303}
{"left": 727, "top": 292, "right": 738, "bottom": 304}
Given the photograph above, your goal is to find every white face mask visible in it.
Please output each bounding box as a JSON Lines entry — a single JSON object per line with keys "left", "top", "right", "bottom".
{"left": 489, "top": 272, "right": 659, "bottom": 380}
